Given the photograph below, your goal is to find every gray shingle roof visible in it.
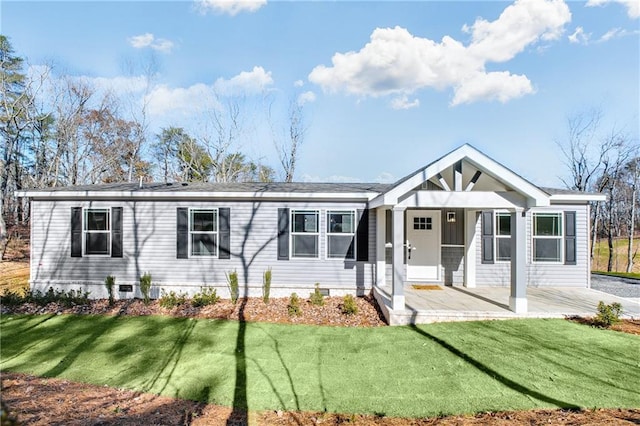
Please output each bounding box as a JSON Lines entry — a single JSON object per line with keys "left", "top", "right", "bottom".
{"left": 540, "top": 187, "right": 602, "bottom": 196}
{"left": 39, "top": 181, "right": 392, "bottom": 194}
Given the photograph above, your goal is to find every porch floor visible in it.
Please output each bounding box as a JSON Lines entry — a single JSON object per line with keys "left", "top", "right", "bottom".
{"left": 373, "top": 284, "right": 640, "bottom": 325}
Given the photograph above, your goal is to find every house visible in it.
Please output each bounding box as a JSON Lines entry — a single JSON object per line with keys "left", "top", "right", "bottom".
{"left": 17, "top": 144, "right": 605, "bottom": 322}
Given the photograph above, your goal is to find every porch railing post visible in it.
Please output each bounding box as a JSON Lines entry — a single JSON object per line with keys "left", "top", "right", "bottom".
{"left": 392, "top": 206, "right": 406, "bottom": 310}
{"left": 509, "top": 209, "right": 527, "bottom": 313}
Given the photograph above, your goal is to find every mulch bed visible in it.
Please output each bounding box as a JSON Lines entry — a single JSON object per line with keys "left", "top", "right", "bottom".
{"left": 2, "top": 296, "right": 640, "bottom": 425}
{"left": 0, "top": 294, "right": 387, "bottom": 327}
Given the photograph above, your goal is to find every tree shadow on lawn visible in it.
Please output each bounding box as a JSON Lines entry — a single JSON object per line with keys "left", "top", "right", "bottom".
{"left": 408, "top": 325, "right": 580, "bottom": 409}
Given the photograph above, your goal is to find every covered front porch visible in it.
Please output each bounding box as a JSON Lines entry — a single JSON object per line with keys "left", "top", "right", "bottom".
{"left": 373, "top": 284, "right": 640, "bottom": 325}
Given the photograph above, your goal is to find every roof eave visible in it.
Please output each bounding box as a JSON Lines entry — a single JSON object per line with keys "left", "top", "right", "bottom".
{"left": 15, "top": 190, "right": 380, "bottom": 201}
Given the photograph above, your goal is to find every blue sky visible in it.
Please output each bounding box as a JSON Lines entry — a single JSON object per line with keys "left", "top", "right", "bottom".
{"left": 3, "top": 0, "right": 639, "bottom": 186}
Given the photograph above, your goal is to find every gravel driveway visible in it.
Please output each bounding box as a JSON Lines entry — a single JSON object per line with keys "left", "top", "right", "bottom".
{"left": 590, "top": 274, "right": 640, "bottom": 300}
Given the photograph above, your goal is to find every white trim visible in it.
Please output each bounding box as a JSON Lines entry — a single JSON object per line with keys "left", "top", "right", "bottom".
{"left": 495, "top": 212, "right": 511, "bottom": 263}
{"left": 325, "top": 209, "right": 356, "bottom": 261}
{"left": 549, "top": 193, "right": 606, "bottom": 202}
{"left": 290, "top": 209, "right": 320, "bottom": 259}
{"left": 375, "top": 208, "right": 387, "bottom": 287}
{"left": 531, "top": 212, "right": 564, "bottom": 264}
{"left": 83, "top": 208, "right": 111, "bottom": 257}
{"left": 397, "top": 191, "right": 527, "bottom": 209}
{"left": 189, "top": 208, "right": 219, "bottom": 258}
{"left": 370, "top": 144, "right": 551, "bottom": 208}
{"left": 509, "top": 296, "right": 527, "bottom": 313}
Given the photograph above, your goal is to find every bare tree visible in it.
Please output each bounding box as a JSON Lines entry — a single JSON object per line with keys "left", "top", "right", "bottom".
{"left": 556, "top": 108, "right": 630, "bottom": 263}
{"left": 622, "top": 156, "right": 639, "bottom": 272}
{"left": 271, "top": 97, "right": 307, "bottom": 183}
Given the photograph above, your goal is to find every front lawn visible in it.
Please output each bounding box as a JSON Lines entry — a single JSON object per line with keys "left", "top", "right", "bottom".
{"left": 1, "top": 315, "right": 638, "bottom": 418}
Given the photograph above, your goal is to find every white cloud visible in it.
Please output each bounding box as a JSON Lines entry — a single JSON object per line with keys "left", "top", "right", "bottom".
{"left": 568, "top": 26, "right": 591, "bottom": 44}
{"left": 128, "top": 33, "right": 174, "bottom": 53}
{"left": 196, "top": 0, "right": 267, "bottom": 16}
{"left": 598, "top": 27, "right": 640, "bottom": 41}
{"left": 586, "top": 0, "right": 640, "bottom": 19}
{"left": 146, "top": 83, "right": 214, "bottom": 116}
{"left": 293, "top": 80, "right": 304, "bottom": 88}
{"left": 375, "top": 172, "right": 396, "bottom": 183}
{"left": 297, "top": 91, "right": 316, "bottom": 106}
{"left": 308, "top": 0, "right": 570, "bottom": 107}
{"left": 146, "top": 66, "right": 273, "bottom": 116}
{"left": 390, "top": 95, "right": 420, "bottom": 110}
{"left": 213, "top": 66, "right": 273, "bottom": 95}
{"left": 452, "top": 71, "right": 534, "bottom": 105}
{"left": 301, "top": 174, "right": 362, "bottom": 183}
{"left": 129, "top": 33, "right": 154, "bottom": 48}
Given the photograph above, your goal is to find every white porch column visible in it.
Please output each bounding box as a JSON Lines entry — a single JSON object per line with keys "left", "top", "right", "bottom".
{"left": 375, "top": 207, "right": 387, "bottom": 288}
{"left": 392, "top": 206, "right": 406, "bottom": 310}
{"left": 464, "top": 210, "right": 477, "bottom": 288}
{"left": 509, "top": 209, "right": 527, "bottom": 313}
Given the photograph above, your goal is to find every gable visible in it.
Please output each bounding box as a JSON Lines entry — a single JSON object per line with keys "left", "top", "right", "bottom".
{"left": 371, "top": 144, "right": 550, "bottom": 208}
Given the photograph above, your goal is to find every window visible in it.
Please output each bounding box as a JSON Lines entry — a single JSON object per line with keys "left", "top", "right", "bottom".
{"left": 291, "top": 210, "right": 319, "bottom": 258}
{"left": 533, "top": 213, "right": 563, "bottom": 262}
{"left": 327, "top": 210, "right": 355, "bottom": 259}
{"left": 190, "top": 209, "right": 218, "bottom": 256}
{"left": 495, "top": 213, "right": 511, "bottom": 261}
{"left": 84, "top": 209, "right": 110, "bottom": 255}
{"left": 413, "top": 216, "right": 432, "bottom": 230}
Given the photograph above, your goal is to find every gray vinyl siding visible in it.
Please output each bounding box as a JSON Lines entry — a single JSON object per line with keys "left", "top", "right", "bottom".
{"left": 475, "top": 205, "right": 590, "bottom": 287}
{"left": 29, "top": 199, "right": 375, "bottom": 299}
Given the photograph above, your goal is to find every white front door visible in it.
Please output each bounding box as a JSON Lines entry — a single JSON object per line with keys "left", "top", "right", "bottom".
{"left": 406, "top": 210, "right": 441, "bottom": 282}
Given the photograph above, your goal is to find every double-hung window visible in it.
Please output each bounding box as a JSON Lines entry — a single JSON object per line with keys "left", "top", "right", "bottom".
{"left": 291, "top": 210, "right": 319, "bottom": 258}
{"left": 533, "top": 213, "right": 562, "bottom": 262}
{"left": 495, "top": 213, "right": 511, "bottom": 261}
{"left": 327, "top": 210, "right": 355, "bottom": 259}
{"left": 190, "top": 209, "right": 218, "bottom": 256}
{"left": 84, "top": 209, "right": 110, "bottom": 255}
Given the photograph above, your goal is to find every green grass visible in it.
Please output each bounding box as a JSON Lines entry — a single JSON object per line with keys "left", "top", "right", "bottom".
{"left": 593, "top": 271, "right": 640, "bottom": 280}
{"left": 1, "top": 316, "right": 639, "bottom": 418}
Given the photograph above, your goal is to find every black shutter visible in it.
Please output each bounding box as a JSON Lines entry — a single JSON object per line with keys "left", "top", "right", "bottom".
{"left": 481, "top": 211, "right": 494, "bottom": 264}
{"left": 218, "top": 207, "right": 231, "bottom": 259}
{"left": 71, "top": 207, "right": 82, "bottom": 258}
{"left": 111, "top": 207, "right": 123, "bottom": 258}
{"left": 356, "top": 209, "right": 369, "bottom": 261}
{"left": 177, "top": 208, "right": 189, "bottom": 259}
{"left": 277, "top": 208, "right": 289, "bottom": 260}
{"left": 565, "top": 211, "right": 576, "bottom": 265}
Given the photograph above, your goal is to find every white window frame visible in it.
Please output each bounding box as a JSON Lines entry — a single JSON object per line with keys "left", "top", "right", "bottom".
{"left": 326, "top": 210, "right": 356, "bottom": 260}
{"left": 189, "top": 208, "right": 218, "bottom": 257}
{"left": 83, "top": 208, "right": 111, "bottom": 256}
{"left": 290, "top": 209, "right": 320, "bottom": 259}
{"left": 532, "top": 212, "right": 563, "bottom": 263}
{"left": 495, "top": 212, "right": 511, "bottom": 262}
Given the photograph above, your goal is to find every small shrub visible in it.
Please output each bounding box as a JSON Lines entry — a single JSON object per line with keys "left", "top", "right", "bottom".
{"left": 262, "top": 268, "right": 272, "bottom": 304}
{"left": 595, "top": 301, "right": 623, "bottom": 327}
{"left": 309, "top": 283, "right": 325, "bottom": 306}
{"left": 105, "top": 275, "right": 116, "bottom": 306}
{"left": 341, "top": 294, "right": 358, "bottom": 315}
{"left": 287, "top": 292, "right": 302, "bottom": 316}
{"left": 227, "top": 270, "right": 239, "bottom": 304}
{"left": 192, "top": 287, "right": 220, "bottom": 307}
{"left": 140, "top": 272, "right": 152, "bottom": 305}
{"left": 59, "top": 288, "right": 91, "bottom": 307}
{"left": 0, "top": 289, "right": 25, "bottom": 306}
{"left": 159, "top": 289, "right": 187, "bottom": 309}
